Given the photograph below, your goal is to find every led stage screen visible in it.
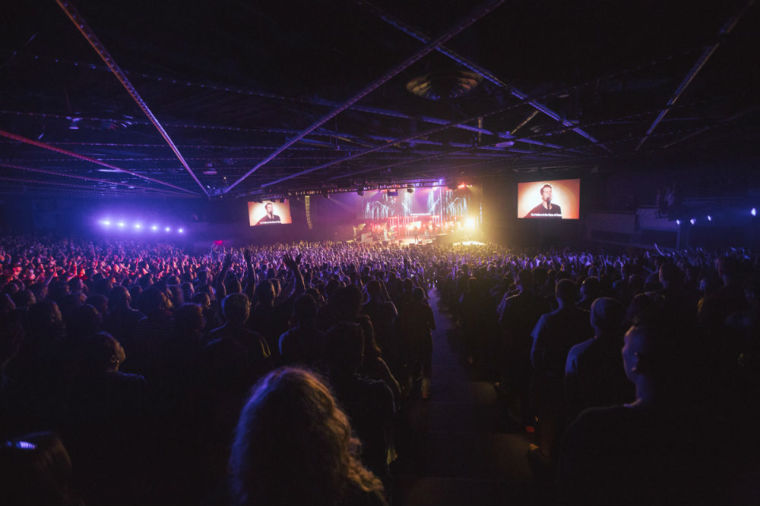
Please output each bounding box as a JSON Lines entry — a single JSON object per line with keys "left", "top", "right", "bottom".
{"left": 517, "top": 179, "right": 580, "bottom": 220}
{"left": 248, "top": 200, "right": 293, "bottom": 226}
{"left": 356, "top": 186, "right": 478, "bottom": 220}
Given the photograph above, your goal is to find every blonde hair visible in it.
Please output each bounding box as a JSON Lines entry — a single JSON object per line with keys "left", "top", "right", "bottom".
{"left": 229, "top": 367, "right": 384, "bottom": 505}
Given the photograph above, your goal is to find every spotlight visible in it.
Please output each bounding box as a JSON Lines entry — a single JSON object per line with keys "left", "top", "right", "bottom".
{"left": 178, "top": 228, "right": 184, "bottom": 234}
{"left": 752, "top": 208, "right": 757, "bottom": 217}
{"left": 134, "top": 223, "right": 142, "bottom": 230}
{"left": 690, "top": 218, "right": 696, "bottom": 226}
{"left": 465, "top": 217, "right": 477, "bottom": 230}
{"left": 676, "top": 219, "right": 681, "bottom": 226}
{"left": 151, "top": 225, "right": 158, "bottom": 232}
{"left": 100, "top": 220, "right": 111, "bottom": 227}
{"left": 165, "top": 226, "right": 171, "bottom": 232}
{"left": 117, "top": 221, "right": 125, "bottom": 228}
{"left": 707, "top": 215, "right": 712, "bottom": 222}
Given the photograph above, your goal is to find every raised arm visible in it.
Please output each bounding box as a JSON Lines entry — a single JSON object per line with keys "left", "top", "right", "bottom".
{"left": 243, "top": 248, "right": 257, "bottom": 299}
{"left": 283, "top": 252, "right": 305, "bottom": 296}
{"left": 215, "top": 252, "right": 233, "bottom": 300}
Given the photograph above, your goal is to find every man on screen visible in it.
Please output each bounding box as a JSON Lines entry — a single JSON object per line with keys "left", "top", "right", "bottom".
{"left": 257, "top": 202, "right": 281, "bottom": 224}
{"left": 526, "top": 184, "right": 562, "bottom": 218}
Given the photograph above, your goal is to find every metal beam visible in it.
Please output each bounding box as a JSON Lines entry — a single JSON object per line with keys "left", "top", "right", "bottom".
{"left": 662, "top": 108, "right": 754, "bottom": 148}
{"left": 325, "top": 139, "right": 548, "bottom": 182}
{"left": 0, "top": 162, "right": 190, "bottom": 197}
{"left": 510, "top": 111, "right": 539, "bottom": 135}
{"left": 0, "top": 129, "right": 198, "bottom": 195}
{"left": 358, "top": 0, "right": 611, "bottom": 153}
{"left": 0, "top": 107, "right": 568, "bottom": 155}
{"left": 223, "top": 0, "right": 505, "bottom": 194}
{"left": 325, "top": 106, "right": 667, "bottom": 183}
{"left": 635, "top": 0, "right": 753, "bottom": 151}
{"left": 0, "top": 176, "right": 196, "bottom": 198}
{"left": 56, "top": 0, "right": 208, "bottom": 196}
{"left": 260, "top": 91, "right": 583, "bottom": 189}
{"left": 0, "top": 175, "right": 124, "bottom": 191}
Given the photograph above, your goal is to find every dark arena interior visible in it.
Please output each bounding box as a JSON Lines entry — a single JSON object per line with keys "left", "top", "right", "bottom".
{"left": 1, "top": 1, "right": 760, "bottom": 504}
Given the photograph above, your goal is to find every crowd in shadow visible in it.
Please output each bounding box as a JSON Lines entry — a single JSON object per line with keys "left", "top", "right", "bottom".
{"left": 1, "top": 237, "right": 759, "bottom": 504}
{"left": 440, "top": 245, "right": 760, "bottom": 504}
{"left": 0, "top": 238, "right": 436, "bottom": 505}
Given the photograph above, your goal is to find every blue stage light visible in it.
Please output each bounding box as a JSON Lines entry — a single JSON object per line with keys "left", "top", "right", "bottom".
{"left": 134, "top": 223, "right": 142, "bottom": 230}
{"left": 707, "top": 215, "right": 712, "bottom": 222}
{"left": 165, "top": 226, "right": 171, "bottom": 232}
{"left": 752, "top": 208, "right": 757, "bottom": 217}
{"left": 117, "top": 221, "right": 126, "bottom": 228}
{"left": 151, "top": 224, "right": 158, "bottom": 231}
{"left": 100, "top": 219, "right": 111, "bottom": 227}
{"left": 675, "top": 219, "right": 681, "bottom": 225}
{"left": 178, "top": 227, "right": 184, "bottom": 234}
{"left": 690, "top": 218, "right": 696, "bottom": 225}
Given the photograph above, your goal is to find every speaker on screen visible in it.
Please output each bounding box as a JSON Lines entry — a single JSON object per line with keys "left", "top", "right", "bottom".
{"left": 248, "top": 200, "right": 293, "bottom": 226}
{"left": 517, "top": 178, "right": 580, "bottom": 220}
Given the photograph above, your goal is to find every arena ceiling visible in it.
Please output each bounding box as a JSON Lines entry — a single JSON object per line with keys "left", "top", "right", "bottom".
{"left": 0, "top": 0, "right": 758, "bottom": 199}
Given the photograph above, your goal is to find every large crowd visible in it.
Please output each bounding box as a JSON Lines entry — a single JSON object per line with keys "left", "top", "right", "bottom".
{"left": 0, "top": 237, "right": 759, "bottom": 504}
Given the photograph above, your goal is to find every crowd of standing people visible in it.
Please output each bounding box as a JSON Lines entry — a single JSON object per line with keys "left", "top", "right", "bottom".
{"left": 1, "top": 236, "right": 759, "bottom": 504}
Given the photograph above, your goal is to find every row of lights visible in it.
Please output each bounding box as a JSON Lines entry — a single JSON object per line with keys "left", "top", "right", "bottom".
{"left": 676, "top": 216, "right": 713, "bottom": 226}
{"left": 99, "top": 219, "right": 184, "bottom": 234}
{"left": 676, "top": 208, "right": 757, "bottom": 226}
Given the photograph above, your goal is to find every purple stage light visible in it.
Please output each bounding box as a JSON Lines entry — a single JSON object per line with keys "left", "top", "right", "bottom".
{"left": 151, "top": 224, "right": 159, "bottom": 231}
{"left": 117, "top": 221, "right": 126, "bottom": 228}
{"left": 134, "top": 223, "right": 142, "bottom": 230}
{"left": 165, "top": 226, "right": 171, "bottom": 232}
{"left": 676, "top": 219, "right": 681, "bottom": 225}
{"left": 178, "top": 227, "right": 184, "bottom": 234}
{"left": 100, "top": 219, "right": 111, "bottom": 227}
{"left": 707, "top": 215, "right": 712, "bottom": 222}
{"left": 690, "top": 218, "right": 696, "bottom": 225}
{"left": 752, "top": 208, "right": 757, "bottom": 217}
{"left": 8, "top": 440, "right": 36, "bottom": 450}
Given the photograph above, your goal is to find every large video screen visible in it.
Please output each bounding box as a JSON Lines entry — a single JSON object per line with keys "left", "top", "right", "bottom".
{"left": 356, "top": 186, "right": 479, "bottom": 220}
{"left": 248, "top": 200, "right": 293, "bottom": 226}
{"left": 517, "top": 178, "right": 580, "bottom": 219}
